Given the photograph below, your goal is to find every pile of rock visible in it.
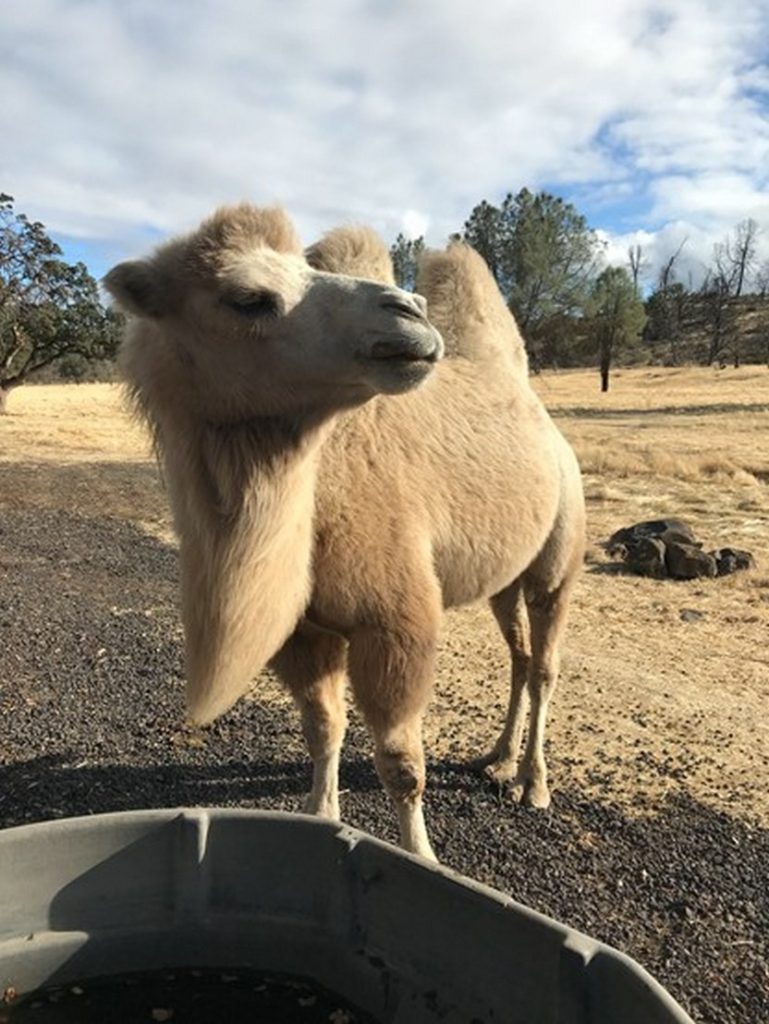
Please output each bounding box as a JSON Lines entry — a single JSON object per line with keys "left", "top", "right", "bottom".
{"left": 606, "top": 518, "right": 755, "bottom": 580}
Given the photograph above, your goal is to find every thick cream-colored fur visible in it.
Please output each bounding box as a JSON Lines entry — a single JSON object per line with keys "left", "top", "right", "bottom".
{"left": 107, "top": 204, "right": 585, "bottom": 858}
{"left": 306, "top": 225, "right": 396, "bottom": 285}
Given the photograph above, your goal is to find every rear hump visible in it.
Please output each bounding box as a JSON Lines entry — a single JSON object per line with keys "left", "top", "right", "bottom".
{"left": 416, "top": 243, "right": 527, "bottom": 366}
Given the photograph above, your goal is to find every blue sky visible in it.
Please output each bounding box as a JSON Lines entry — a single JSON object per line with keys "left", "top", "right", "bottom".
{"left": 3, "top": 0, "right": 768, "bottom": 289}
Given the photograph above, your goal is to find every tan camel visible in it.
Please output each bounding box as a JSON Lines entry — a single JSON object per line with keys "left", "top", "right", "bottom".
{"left": 105, "top": 204, "right": 585, "bottom": 861}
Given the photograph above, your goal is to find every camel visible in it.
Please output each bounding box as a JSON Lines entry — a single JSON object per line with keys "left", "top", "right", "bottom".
{"left": 104, "top": 204, "right": 585, "bottom": 861}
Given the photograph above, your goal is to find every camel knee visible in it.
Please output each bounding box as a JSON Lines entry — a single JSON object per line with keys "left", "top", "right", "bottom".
{"left": 375, "top": 741, "right": 426, "bottom": 804}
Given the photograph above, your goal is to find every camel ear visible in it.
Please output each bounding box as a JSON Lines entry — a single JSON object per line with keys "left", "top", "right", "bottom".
{"left": 103, "top": 260, "right": 167, "bottom": 317}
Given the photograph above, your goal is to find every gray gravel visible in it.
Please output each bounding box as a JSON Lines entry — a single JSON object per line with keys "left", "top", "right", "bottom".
{"left": 1, "top": 507, "right": 767, "bottom": 1024}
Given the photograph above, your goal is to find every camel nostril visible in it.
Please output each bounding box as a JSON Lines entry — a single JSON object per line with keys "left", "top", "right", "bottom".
{"left": 381, "top": 299, "right": 424, "bottom": 322}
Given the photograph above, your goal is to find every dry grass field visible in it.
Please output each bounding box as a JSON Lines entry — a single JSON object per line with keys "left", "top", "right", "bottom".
{"left": 2, "top": 366, "right": 768, "bottom": 831}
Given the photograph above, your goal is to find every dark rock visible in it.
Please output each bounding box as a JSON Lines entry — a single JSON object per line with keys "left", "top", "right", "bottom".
{"left": 658, "top": 528, "right": 703, "bottom": 549}
{"left": 624, "top": 536, "right": 667, "bottom": 578}
{"left": 606, "top": 520, "right": 754, "bottom": 584}
{"left": 712, "top": 548, "right": 756, "bottom": 576}
{"left": 607, "top": 518, "right": 697, "bottom": 555}
{"left": 665, "top": 542, "right": 718, "bottom": 580}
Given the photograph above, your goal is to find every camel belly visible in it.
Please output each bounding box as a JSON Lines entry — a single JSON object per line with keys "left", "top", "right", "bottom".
{"left": 312, "top": 395, "right": 566, "bottom": 624}
{"left": 433, "top": 513, "right": 554, "bottom": 608}
{"left": 434, "top": 548, "right": 530, "bottom": 607}
{"left": 430, "top": 446, "right": 562, "bottom": 607}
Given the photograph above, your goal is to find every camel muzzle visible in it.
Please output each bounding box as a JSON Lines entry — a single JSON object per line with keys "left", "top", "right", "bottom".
{"left": 368, "top": 336, "right": 442, "bottom": 363}
{"left": 380, "top": 296, "right": 428, "bottom": 323}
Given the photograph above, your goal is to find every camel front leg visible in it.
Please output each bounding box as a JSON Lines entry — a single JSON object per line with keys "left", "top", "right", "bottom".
{"left": 347, "top": 621, "right": 439, "bottom": 861}
{"left": 271, "top": 628, "right": 348, "bottom": 821}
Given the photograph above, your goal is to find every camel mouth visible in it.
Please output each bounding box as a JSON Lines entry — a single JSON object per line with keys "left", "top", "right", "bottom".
{"left": 355, "top": 336, "right": 441, "bottom": 394}
{"left": 364, "top": 337, "right": 442, "bottom": 365}
{"left": 371, "top": 349, "right": 439, "bottom": 365}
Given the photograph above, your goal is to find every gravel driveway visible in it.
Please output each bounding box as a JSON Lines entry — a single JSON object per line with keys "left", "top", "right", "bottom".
{"left": 1, "top": 505, "right": 767, "bottom": 1024}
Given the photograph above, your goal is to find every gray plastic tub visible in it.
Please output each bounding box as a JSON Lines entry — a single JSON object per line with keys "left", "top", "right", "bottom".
{"left": 0, "top": 809, "right": 693, "bottom": 1023}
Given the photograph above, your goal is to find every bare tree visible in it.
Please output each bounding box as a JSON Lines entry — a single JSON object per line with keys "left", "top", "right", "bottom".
{"left": 752, "top": 257, "right": 769, "bottom": 299}
{"left": 700, "top": 267, "right": 733, "bottom": 366}
{"left": 390, "top": 233, "right": 425, "bottom": 291}
{"left": 712, "top": 218, "right": 759, "bottom": 297}
{"left": 726, "top": 218, "right": 759, "bottom": 297}
{"left": 706, "top": 220, "right": 761, "bottom": 367}
{"left": 645, "top": 240, "right": 689, "bottom": 364}
{"left": 751, "top": 259, "right": 769, "bottom": 365}
{"left": 627, "top": 243, "right": 648, "bottom": 295}
{"left": 658, "top": 239, "right": 687, "bottom": 293}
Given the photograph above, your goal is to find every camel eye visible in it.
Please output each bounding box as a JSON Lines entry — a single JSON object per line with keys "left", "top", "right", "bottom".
{"left": 221, "top": 289, "right": 282, "bottom": 318}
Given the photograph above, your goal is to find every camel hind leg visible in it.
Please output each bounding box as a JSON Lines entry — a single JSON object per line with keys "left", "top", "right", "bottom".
{"left": 477, "top": 555, "right": 581, "bottom": 807}
{"left": 513, "top": 573, "right": 576, "bottom": 808}
{"left": 472, "top": 579, "right": 531, "bottom": 784}
{"left": 517, "top": 459, "right": 585, "bottom": 808}
{"left": 270, "top": 626, "right": 348, "bottom": 821}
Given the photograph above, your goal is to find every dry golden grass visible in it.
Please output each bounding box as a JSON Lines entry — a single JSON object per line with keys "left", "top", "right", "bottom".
{"left": 1, "top": 382, "right": 149, "bottom": 465}
{"left": 2, "top": 369, "right": 768, "bottom": 826}
{"left": 534, "top": 365, "right": 769, "bottom": 560}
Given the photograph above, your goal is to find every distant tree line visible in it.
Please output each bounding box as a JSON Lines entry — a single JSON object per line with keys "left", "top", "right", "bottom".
{"left": 2, "top": 191, "right": 766, "bottom": 407}
{"left": 0, "top": 193, "right": 122, "bottom": 412}
{"left": 391, "top": 190, "right": 769, "bottom": 390}
{"left": 643, "top": 217, "right": 769, "bottom": 370}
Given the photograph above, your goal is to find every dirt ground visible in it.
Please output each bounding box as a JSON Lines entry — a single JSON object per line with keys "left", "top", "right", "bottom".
{"left": 4, "top": 371, "right": 768, "bottom": 827}
{"left": 1, "top": 369, "right": 768, "bottom": 1023}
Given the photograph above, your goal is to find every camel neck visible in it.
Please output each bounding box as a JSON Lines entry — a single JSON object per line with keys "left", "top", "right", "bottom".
{"left": 164, "top": 409, "right": 330, "bottom": 725}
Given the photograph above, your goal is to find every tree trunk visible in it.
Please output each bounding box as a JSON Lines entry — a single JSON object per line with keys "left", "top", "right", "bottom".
{"left": 669, "top": 330, "right": 679, "bottom": 366}
{"left": 599, "top": 333, "right": 613, "bottom": 392}
{"left": 0, "top": 378, "right": 22, "bottom": 414}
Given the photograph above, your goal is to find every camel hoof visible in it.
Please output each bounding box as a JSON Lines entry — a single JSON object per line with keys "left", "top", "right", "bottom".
{"left": 469, "top": 750, "right": 499, "bottom": 771}
{"left": 521, "top": 780, "right": 551, "bottom": 809}
{"left": 505, "top": 776, "right": 551, "bottom": 808}
{"left": 470, "top": 751, "right": 517, "bottom": 784}
{"left": 483, "top": 760, "right": 517, "bottom": 785}
{"left": 302, "top": 794, "right": 340, "bottom": 821}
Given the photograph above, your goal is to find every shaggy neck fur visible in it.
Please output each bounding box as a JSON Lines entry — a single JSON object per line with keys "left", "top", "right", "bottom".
{"left": 140, "top": 375, "right": 329, "bottom": 724}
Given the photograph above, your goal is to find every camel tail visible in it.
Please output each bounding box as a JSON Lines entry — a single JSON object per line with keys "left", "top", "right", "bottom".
{"left": 416, "top": 243, "right": 528, "bottom": 367}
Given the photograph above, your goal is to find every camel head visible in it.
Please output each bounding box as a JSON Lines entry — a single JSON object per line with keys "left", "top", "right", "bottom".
{"left": 104, "top": 204, "right": 443, "bottom": 423}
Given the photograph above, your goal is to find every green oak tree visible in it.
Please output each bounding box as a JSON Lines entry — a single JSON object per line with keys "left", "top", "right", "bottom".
{"left": 459, "top": 189, "right": 603, "bottom": 367}
{"left": 0, "top": 194, "right": 121, "bottom": 412}
{"left": 587, "top": 266, "right": 646, "bottom": 392}
{"left": 389, "top": 233, "right": 425, "bottom": 291}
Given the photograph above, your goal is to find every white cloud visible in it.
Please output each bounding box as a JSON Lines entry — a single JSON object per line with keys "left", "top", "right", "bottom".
{"left": 601, "top": 217, "right": 769, "bottom": 292}
{"left": 600, "top": 222, "right": 712, "bottom": 288}
{"left": 1, "top": 0, "right": 767, "bottom": 285}
{"left": 401, "top": 209, "right": 429, "bottom": 240}
{"left": 650, "top": 173, "right": 769, "bottom": 226}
